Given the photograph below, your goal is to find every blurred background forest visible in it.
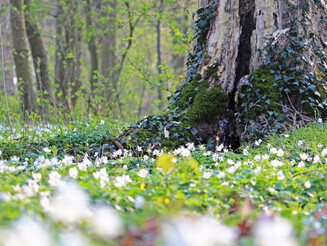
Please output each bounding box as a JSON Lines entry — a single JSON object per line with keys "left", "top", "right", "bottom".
{"left": 0, "top": 0, "right": 199, "bottom": 123}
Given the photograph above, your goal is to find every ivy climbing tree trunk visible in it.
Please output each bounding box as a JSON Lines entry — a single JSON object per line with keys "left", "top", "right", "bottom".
{"left": 10, "top": 0, "right": 38, "bottom": 113}
{"left": 171, "top": 0, "right": 327, "bottom": 148}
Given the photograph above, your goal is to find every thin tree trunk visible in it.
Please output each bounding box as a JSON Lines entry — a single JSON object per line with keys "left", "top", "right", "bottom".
{"left": 24, "top": 0, "right": 58, "bottom": 112}
{"left": 101, "top": 0, "right": 117, "bottom": 105}
{"left": 156, "top": 0, "right": 164, "bottom": 110}
{"left": 84, "top": 0, "right": 99, "bottom": 114}
{"left": 171, "top": 3, "right": 189, "bottom": 77}
{"left": 10, "top": 0, "right": 37, "bottom": 112}
{"left": 54, "top": 0, "right": 82, "bottom": 112}
{"left": 54, "top": 3, "right": 71, "bottom": 113}
{"left": 69, "top": 23, "right": 82, "bottom": 108}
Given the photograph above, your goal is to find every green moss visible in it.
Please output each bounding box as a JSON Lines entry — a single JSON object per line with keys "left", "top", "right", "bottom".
{"left": 173, "top": 69, "right": 228, "bottom": 125}
{"left": 239, "top": 67, "right": 281, "bottom": 120}
{"left": 134, "top": 129, "right": 154, "bottom": 143}
{"left": 187, "top": 83, "right": 229, "bottom": 124}
{"left": 161, "top": 140, "right": 183, "bottom": 150}
{"left": 174, "top": 73, "right": 203, "bottom": 110}
{"left": 206, "top": 65, "right": 218, "bottom": 77}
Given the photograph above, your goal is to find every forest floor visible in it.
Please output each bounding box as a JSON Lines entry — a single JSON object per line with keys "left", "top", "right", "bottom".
{"left": 0, "top": 119, "right": 326, "bottom": 246}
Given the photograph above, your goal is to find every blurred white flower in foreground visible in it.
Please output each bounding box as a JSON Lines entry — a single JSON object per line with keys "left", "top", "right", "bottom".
{"left": 181, "top": 147, "right": 191, "bottom": 157}
{"left": 114, "top": 175, "right": 132, "bottom": 188}
{"left": 89, "top": 206, "right": 124, "bottom": 240}
{"left": 42, "top": 147, "right": 51, "bottom": 153}
{"left": 69, "top": 167, "right": 79, "bottom": 179}
{"left": 262, "top": 154, "right": 269, "bottom": 160}
{"left": 112, "top": 149, "right": 123, "bottom": 158}
{"left": 173, "top": 146, "right": 191, "bottom": 157}
{"left": 212, "top": 153, "right": 219, "bottom": 162}
{"left": 134, "top": 195, "right": 146, "bottom": 209}
{"left": 217, "top": 171, "right": 225, "bottom": 178}
{"left": 48, "top": 171, "right": 61, "bottom": 186}
{"left": 186, "top": 142, "right": 195, "bottom": 151}
{"left": 61, "top": 155, "right": 75, "bottom": 166}
{"left": 276, "top": 149, "right": 284, "bottom": 157}
{"left": 11, "top": 156, "right": 20, "bottom": 163}
{"left": 0, "top": 218, "right": 53, "bottom": 246}
{"left": 254, "top": 166, "right": 261, "bottom": 175}
{"left": 254, "top": 216, "right": 297, "bottom": 246}
{"left": 59, "top": 231, "right": 89, "bottom": 246}
{"left": 137, "top": 169, "right": 149, "bottom": 178}
{"left": 277, "top": 170, "right": 285, "bottom": 181}
{"left": 299, "top": 153, "right": 308, "bottom": 161}
{"left": 162, "top": 216, "right": 238, "bottom": 246}
{"left": 298, "top": 161, "right": 305, "bottom": 168}
{"left": 254, "top": 155, "right": 261, "bottom": 161}
{"left": 202, "top": 171, "right": 212, "bottom": 179}
{"left": 48, "top": 182, "right": 90, "bottom": 224}
{"left": 93, "top": 168, "right": 109, "bottom": 188}
{"left": 32, "top": 172, "right": 42, "bottom": 182}
{"left": 304, "top": 181, "right": 311, "bottom": 189}
{"left": 271, "top": 159, "right": 283, "bottom": 167}
{"left": 313, "top": 155, "right": 320, "bottom": 164}
{"left": 270, "top": 147, "right": 278, "bottom": 155}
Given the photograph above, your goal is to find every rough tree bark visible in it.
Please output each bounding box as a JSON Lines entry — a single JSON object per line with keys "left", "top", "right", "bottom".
{"left": 171, "top": 0, "right": 327, "bottom": 148}
{"left": 24, "top": 0, "right": 58, "bottom": 111}
{"left": 10, "top": 0, "right": 38, "bottom": 112}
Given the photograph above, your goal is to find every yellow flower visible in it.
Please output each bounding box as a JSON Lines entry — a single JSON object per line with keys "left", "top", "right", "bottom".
{"left": 157, "top": 198, "right": 163, "bottom": 204}
{"left": 156, "top": 153, "right": 176, "bottom": 174}
{"left": 164, "top": 198, "right": 170, "bottom": 204}
{"left": 140, "top": 182, "right": 146, "bottom": 190}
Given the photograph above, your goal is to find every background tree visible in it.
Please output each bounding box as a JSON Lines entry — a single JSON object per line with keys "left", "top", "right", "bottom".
{"left": 100, "top": 0, "right": 118, "bottom": 111}
{"left": 2, "top": 0, "right": 198, "bottom": 123}
{"left": 54, "top": 0, "right": 83, "bottom": 113}
{"left": 24, "top": 0, "right": 58, "bottom": 113}
{"left": 10, "top": 0, "right": 38, "bottom": 112}
{"left": 83, "top": 0, "right": 99, "bottom": 115}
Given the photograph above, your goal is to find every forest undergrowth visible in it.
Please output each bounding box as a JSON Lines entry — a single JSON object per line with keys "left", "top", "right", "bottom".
{"left": 0, "top": 118, "right": 326, "bottom": 245}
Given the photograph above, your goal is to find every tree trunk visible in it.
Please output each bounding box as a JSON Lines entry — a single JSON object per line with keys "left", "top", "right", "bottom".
{"left": 24, "top": 0, "right": 58, "bottom": 112}
{"left": 54, "top": 3, "right": 71, "bottom": 114}
{"left": 156, "top": 0, "right": 164, "bottom": 110}
{"left": 54, "top": 0, "right": 82, "bottom": 112}
{"left": 10, "top": 0, "right": 38, "bottom": 112}
{"left": 0, "top": 11, "right": 15, "bottom": 96}
{"left": 101, "top": 0, "right": 117, "bottom": 106}
{"left": 84, "top": 0, "right": 99, "bottom": 115}
{"left": 171, "top": 1, "right": 190, "bottom": 78}
{"left": 171, "top": 0, "right": 327, "bottom": 148}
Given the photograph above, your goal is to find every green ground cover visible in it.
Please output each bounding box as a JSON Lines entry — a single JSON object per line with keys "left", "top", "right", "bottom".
{"left": 0, "top": 119, "right": 326, "bottom": 245}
